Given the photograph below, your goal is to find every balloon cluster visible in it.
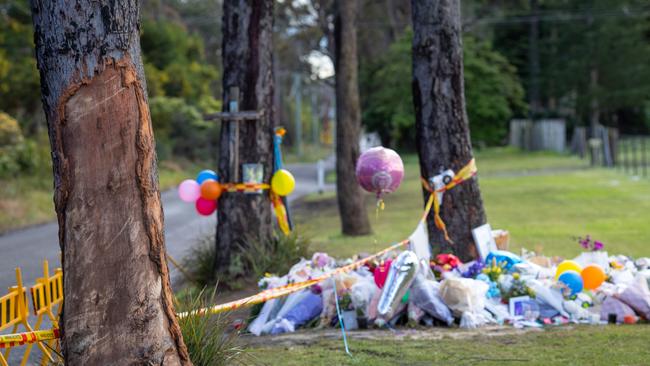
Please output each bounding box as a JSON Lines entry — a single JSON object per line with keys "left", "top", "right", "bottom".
{"left": 555, "top": 260, "right": 606, "bottom": 296}
{"left": 178, "top": 168, "right": 296, "bottom": 216}
{"left": 178, "top": 170, "right": 222, "bottom": 216}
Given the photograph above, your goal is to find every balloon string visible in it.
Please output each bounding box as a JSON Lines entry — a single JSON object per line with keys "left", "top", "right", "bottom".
{"left": 332, "top": 277, "right": 352, "bottom": 356}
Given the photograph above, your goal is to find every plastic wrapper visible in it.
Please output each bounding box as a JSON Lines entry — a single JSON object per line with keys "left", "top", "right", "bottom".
{"left": 408, "top": 302, "right": 425, "bottom": 324}
{"left": 459, "top": 311, "right": 491, "bottom": 328}
{"left": 410, "top": 274, "right": 454, "bottom": 325}
{"left": 261, "top": 290, "right": 310, "bottom": 334}
{"left": 600, "top": 296, "right": 636, "bottom": 323}
{"left": 574, "top": 251, "right": 610, "bottom": 271}
{"left": 248, "top": 298, "right": 279, "bottom": 336}
{"left": 271, "top": 292, "right": 323, "bottom": 334}
{"left": 485, "top": 250, "right": 522, "bottom": 271}
{"left": 527, "top": 279, "right": 569, "bottom": 318}
{"left": 513, "top": 261, "right": 554, "bottom": 279}
{"left": 319, "top": 288, "right": 336, "bottom": 327}
{"left": 616, "top": 274, "right": 650, "bottom": 319}
{"left": 439, "top": 277, "right": 488, "bottom": 317}
{"left": 610, "top": 268, "right": 636, "bottom": 286}
{"left": 350, "top": 277, "right": 379, "bottom": 316}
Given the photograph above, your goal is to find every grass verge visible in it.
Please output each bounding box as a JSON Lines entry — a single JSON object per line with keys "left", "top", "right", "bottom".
{"left": 293, "top": 148, "right": 650, "bottom": 259}
{"left": 251, "top": 325, "right": 650, "bottom": 366}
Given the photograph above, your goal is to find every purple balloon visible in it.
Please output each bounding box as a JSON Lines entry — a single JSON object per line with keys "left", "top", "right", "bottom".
{"left": 178, "top": 179, "right": 201, "bottom": 203}
{"left": 355, "top": 146, "right": 404, "bottom": 196}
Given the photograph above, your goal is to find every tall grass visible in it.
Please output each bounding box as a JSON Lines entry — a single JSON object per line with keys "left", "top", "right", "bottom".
{"left": 175, "top": 287, "right": 256, "bottom": 366}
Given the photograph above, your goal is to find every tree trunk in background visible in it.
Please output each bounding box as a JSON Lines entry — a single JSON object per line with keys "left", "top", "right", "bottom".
{"left": 334, "top": 0, "right": 371, "bottom": 236}
{"left": 30, "top": 1, "right": 190, "bottom": 364}
{"left": 215, "top": 0, "right": 275, "bottom": 280}
{"left": 411, "top": 0, "right": 487, "bottom": 261}
{"left": 528, "top": 0, "right": 541, "bottom": 117}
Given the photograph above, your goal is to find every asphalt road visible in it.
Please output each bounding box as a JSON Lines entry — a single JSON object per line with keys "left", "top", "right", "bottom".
{"left": 0, "top": 158, "right": 334, "bottom": 295}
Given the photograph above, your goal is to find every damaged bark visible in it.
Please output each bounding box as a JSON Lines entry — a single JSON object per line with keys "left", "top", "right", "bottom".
{"left": 411, "top": 0, "right": 487, "bottom": 261}
{"left": 30, "top": 1, "right": 190, "bottom": 364}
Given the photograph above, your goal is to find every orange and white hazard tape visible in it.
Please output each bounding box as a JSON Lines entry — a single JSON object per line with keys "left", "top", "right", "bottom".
{"left": 177, "top": 239, "right": 410, "bottom": 317}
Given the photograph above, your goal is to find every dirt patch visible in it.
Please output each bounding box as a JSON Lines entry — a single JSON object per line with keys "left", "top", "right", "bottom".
{"left": 241, "top": 325, "right": 553, "bottom": 348}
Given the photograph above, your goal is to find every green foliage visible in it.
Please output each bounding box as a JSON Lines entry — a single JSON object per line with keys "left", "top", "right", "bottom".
{"left": 0, "top": 112, "right": 50, "bottom": 178}
{"left": 463, "top": 37, "right": 527, "bottom": 145}
{"left": 175, "top": 288, "right": 255, "bottom": 366}
{"left": 141, "top": 19, "right": 219, "bottom": 104}
{"left": 242, "top": 231, "right": 313, "bottom": 280}
{"left": 0, "top": 0, "right": 42, "bottom": 128}
{"left": 492, "top": 0, "right": 650, "bottom": 132}
{"left": 183, "top": 230, "right": 312, "bottom": 289}
{"left": 360, "top": 30, "right": 526, "bottom": 148}
{"left": 149, "top": 96, "right": 219, "bottom": 161}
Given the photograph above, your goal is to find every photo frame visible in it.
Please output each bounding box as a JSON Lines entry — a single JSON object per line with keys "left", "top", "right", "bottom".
{"left": 472, "top": 223, "right": 497, "bottom": 260}
{"left": 242, "top": 163, "right": 264, "bottom": 194}
{"left": 509, "top": 296, "right": 531, "bottom": 317}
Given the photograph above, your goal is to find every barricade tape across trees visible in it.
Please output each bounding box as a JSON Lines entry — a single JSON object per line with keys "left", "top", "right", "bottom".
{"left": 0, "top": 159, "right": 477, "bottom": 355}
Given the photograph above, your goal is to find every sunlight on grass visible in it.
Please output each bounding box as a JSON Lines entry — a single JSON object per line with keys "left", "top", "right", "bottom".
{"left": 294, "top": 148, "right": 649, "bottom": 259}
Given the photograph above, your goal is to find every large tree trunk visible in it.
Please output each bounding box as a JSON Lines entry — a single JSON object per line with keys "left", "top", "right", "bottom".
{"left": 215, "top": 0, "right": 275, "bottom": 281}
{"left": 334, "top": 0, "right": 371, "bottom": 236}
{"left": 411, "top": 0, "right": 487, "bottom": 261}
{"left": 30, "top": 1, "right": 190, "bottom": 364}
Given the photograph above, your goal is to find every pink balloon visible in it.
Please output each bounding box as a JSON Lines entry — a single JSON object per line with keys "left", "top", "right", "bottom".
{"left": 356, "top": 147, "right": 404, "bottom": 196}
{"left": 178, "top": 179, "right": 201, "bottom": 202}
{"left": 195, "top": 197, "right": 217, "bottom": 216}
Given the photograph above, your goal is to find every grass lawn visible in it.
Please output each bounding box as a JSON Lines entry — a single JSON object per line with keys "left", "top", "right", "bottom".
{"left": 294, "top": 148, "right": 650, "bottom": 259}
{"left": 0, "top": 159, "right": 201, "bottom": 233}
{"left": 249, "top": 148, "right": 650, "bottom": 365}
{"left": 251, "top": 325, "right": 650, "bottom": 365}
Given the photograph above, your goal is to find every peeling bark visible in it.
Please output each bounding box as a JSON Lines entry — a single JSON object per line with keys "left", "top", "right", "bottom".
{"left": 215, "top": 0, "right": 275, "bottom": 281}
{"left": 30, "top": 1, "right": 190, "bottom": 364}
{"left": 334, "top": 0, "right": 372, "bottom": 236}
{"left": 411, "top": 0, "right": 487, "bottom": 261}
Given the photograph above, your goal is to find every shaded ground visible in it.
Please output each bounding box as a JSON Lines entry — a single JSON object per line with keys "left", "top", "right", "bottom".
{"left": 249, "top": 325, "right": 650, "bottom": 366}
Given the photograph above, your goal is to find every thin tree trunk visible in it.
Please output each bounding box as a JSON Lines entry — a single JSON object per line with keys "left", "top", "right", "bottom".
{"left": 411, "top": 0, "right": 487, "bottom": 261}
{"left": 30, "top": 1, "right": 190, "bottom": 364}
{"left": 334, "top": 0, "right": 371, "bottom": 236}
{"left": 528, "top": 0, "right": 541, "bottom": 117}
{"left": 215, "top": 0, "right": 275, "bottom": 281}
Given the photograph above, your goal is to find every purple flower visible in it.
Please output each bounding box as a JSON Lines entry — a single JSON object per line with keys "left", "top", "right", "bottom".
{"left": 593, "top": 241, "right": 604, "bottom": 251}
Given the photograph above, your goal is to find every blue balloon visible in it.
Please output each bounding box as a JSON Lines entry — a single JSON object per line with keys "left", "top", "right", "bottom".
{"left": 558, "top": 270, "right": 583, "bottom": 296}
{"left": 196, "top": 169, "right": 218, "bottom": 184}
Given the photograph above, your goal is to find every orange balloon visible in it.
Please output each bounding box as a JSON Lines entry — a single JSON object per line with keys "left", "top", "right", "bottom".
{"left": 200, "top": 180, "right": 222, "bottom": 200}
{"left": 581, "top": 264, "right": 606, "bottom": 290}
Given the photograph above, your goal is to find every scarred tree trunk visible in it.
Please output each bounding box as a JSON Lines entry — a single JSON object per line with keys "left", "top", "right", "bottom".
{"left": 334, "top": 0, "right": 371, "bottom": 236}
{"left": 411, "top": 0, "right": 487, "bottom": 261}
{"left": 215, "top": 0, "right": 275, "bottom": 280}
{"left": 30, "top": 1, "right": 190, "bottom": 364}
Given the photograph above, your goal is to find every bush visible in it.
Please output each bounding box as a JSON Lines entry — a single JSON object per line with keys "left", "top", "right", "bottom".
{"left": 183, "top": 230, "right": 312, "bottom": 289}
{"left": 0, "top": 112, "right": 51, "bottom": 178}
{"left": 175, "top": 287, "right": 256, "bottom": 366}
{"left": 149, "top": 96, "right": 219, "bottom": 161}
{"left": 360, "top": 30, "right": 526, "bottom": 148}
{"left": 242, "top": 231, "right": 312, "bottom": 280}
